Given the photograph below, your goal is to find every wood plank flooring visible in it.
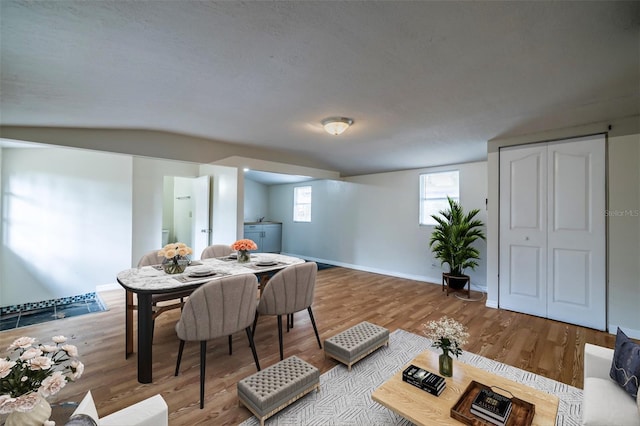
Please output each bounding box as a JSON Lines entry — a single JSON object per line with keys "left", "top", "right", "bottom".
{"left": 0, "top": 267, "right": 616, "bottom": 425}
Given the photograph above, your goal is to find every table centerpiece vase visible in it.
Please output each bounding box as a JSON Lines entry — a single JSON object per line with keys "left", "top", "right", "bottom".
{"left": 5, "top": 394, "right": 51, "bottom": 426}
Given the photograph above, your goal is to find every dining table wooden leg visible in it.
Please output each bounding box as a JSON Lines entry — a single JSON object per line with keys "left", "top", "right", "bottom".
{"left": 137, "top": 293, "right": 154, "bottom": 384}
{"left": 125, "top": 290, "right": 134, "bottom": 358}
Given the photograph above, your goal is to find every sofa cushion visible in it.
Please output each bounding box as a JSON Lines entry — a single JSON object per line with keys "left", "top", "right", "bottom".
{"left": 610, "top": 328, "right": 640, "bottom": 399}
{"left": 583, "top": 377, "right": 640, "bottom": 426}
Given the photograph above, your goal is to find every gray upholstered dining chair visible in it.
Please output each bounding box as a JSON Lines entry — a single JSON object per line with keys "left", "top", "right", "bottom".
{"left": 138, "top": 250, "right": 193, "bottom": 324}
{"left": 200, "top": 244, "right": 233, "bottom": 259}
{"left": 252, "top": 262, "right": 322, "bottom": 360}
{"left": 174, "top": 274, "right": 261, "bottom": 409}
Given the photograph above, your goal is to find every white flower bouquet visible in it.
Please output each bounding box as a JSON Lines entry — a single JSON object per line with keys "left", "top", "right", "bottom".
{"left": 0, "top": 336, "right": 83, "bottom": 413}
{"left": 422, "top": 316, "right": 469, "bottom": 358}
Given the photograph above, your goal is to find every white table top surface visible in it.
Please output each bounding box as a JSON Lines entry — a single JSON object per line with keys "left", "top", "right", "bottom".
{"left": 117, "top": 253, "right": 305, "bottom": 293}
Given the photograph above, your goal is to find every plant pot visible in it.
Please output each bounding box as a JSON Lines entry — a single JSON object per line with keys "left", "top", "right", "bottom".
{"left": 443, "top": 273, "right": 469, "bottom": 290}
{"left": 5, "top": 394, "right": 51, "bottom": 426}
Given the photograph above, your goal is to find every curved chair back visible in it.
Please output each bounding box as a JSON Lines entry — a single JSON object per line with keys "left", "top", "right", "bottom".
{"left": 258, "top": 262, "right": 317, "bottom": 316}
{"left": 138, "top": 250, "right": 164, "bottom": 267}
{"left": 176, "top": 274, "right": 258, "bottom": 342}
{"left": 200, "top": 244, "right": 233, "bottom": 259}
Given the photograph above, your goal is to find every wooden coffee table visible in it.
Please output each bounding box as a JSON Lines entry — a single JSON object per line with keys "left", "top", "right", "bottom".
{"left": 372, "top": 350, "right": 559, "bottom": 425}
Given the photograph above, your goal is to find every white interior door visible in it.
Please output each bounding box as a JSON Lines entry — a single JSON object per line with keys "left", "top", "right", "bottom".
{"left": 499, "top": 144, "right": 548, "bottom": 317}
{"left": 546, "top": 137, "right": 606, "bottom": 329}
{"left": 192, "top": 175, "right": 211, "bottom": 259}
{"left": 499, "top": 135, "right": 606, "bottom": 330}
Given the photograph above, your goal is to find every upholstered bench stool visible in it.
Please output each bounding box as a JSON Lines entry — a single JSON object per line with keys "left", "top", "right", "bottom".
{"left": 324, "top": 321, "right": 389, "bottom": 371}
{"left": 237, "top": 355, "right": 320, "bottom": 426}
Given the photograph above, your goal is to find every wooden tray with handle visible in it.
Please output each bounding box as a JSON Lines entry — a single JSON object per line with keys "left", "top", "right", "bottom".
{"left": 450, "top": 380, "right": 535, "bottom": 426}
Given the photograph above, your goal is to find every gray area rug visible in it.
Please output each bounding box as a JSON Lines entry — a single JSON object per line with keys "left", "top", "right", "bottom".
{"left": 239, "top": 329, "right": 583, "bottom": 426}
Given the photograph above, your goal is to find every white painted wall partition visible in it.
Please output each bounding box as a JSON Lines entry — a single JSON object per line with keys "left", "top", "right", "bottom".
{"left": 1, "top": 148, "right": 133, "bottom": 306}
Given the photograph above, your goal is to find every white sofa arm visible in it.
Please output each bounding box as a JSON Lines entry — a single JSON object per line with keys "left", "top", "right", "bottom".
{"left": 71, "top": 392, "right": 168, "bottom": 426}
{"left": 100, "top": 394, "right": 168, "bottom": 426}
{"left": 584, "top": 343, "right": 614, "bottom": 381}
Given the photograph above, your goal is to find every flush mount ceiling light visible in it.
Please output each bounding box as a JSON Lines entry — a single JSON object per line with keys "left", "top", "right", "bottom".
{"left": 321, "top": 117, "right": 354, "bottom": 135}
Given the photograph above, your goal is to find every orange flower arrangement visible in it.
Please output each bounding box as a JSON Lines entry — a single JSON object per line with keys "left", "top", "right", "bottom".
{"left": 231, "top": 239, "right": 258, "bottom": 251}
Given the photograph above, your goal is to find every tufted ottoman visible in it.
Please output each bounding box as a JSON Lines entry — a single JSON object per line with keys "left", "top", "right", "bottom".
{"left": 237, "top": 355, "right": 320, "bottom": 426}
{"left": 324, "top": 321, "right": 389, "bottom": 371}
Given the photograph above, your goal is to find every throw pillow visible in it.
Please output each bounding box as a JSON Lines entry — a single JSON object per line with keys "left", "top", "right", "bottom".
{"left": 609, "top": 327, "right": 640, "bottom": 399}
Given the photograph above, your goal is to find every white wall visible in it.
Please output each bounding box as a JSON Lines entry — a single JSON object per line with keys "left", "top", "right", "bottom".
{"left": 1, "top": 148, "right": 132, "bottom": 305}
{"left": 268, "top": 161, "right": 488, "bottom": 288}
{"left": 131, "top": 157, "right": 199, "bottom": 266}
{"left": 244, "top": 178, "right": 269, "bottom": 222}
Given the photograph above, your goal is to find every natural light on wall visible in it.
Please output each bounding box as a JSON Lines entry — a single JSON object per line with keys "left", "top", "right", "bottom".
{"left": 419, "top": 170, "right": 459, "bottom": 225}
{"left": 1, "top": 147, "right": 132, "bottom": 306}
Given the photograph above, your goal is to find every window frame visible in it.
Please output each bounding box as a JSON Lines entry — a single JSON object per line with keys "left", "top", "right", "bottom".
{"left": 419, "top": 170, "right": 460, "bottom": 226}
{"left": 293, "top": 185, "right": 312, "bottom": 223}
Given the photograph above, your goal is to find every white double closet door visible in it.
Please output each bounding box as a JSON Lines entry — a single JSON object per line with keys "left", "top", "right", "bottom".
{"left": 499, "top": 135, "right": 606, "bottom": 330}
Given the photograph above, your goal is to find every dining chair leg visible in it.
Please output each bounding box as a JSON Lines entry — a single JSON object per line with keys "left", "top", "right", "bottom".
{"left": 286, "top": 313, "right": 294, "bottom": 331}
{"left": 245, "top": 327, "right": 261, "bottom": 371}
{"left": 277, "top": 315, "right": 284, "bottom": 360}
{"left": 228, "top": 335, "right": 232, "bottom": 355}
{"left": 200, "top": 341, "right": 206, "bottom": 409}
{"left": 307, "top": 307, "right": 322, "bottom": 349}
{"left": 251, "top": 312, "right": 260, "bottom": 337}
{"left": 175, "top": 340, "right": 185, "bottom": 376}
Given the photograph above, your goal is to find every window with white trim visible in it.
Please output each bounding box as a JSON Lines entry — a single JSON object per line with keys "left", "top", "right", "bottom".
{"left": 419, "top": 170, "right": 459, "bottom": 225}
{"left": 293, "top": 186, "right": 312, "bottom": 222}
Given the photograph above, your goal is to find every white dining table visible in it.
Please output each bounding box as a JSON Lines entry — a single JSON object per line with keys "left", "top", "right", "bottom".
{"left": 117, "top": 253, "right": 305, "bottom": 384}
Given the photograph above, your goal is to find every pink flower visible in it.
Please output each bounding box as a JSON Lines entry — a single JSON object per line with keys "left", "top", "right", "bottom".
{"left": 7, "top": 337, "right": 36, "bottom": 351}
{"left": 61, "top": 345, "right": 78, "bottom": 357}
{"left": 0, "top": 359, "right": 16, "bottom": 379}
{"left": 29, "top": 356, "right": 52, "bottom": 371}
{"left": 70, "top": 360, "right": 84, "bottom": 380}
{"left": 19, "top": 347, "right": 42, "bottom": 361}
{"left": 40, "top": 345, "right": 58, "bottom": 353}
{"left": 51, "top": 336, "right": 67, "bottom": 344}
{"left": 40, "top": 371, "right": 66, "bottom": 397}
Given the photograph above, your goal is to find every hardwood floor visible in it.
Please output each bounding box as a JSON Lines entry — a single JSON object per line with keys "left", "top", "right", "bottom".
{"left": 0, "top": 267, "right": 616, "bottom": 425}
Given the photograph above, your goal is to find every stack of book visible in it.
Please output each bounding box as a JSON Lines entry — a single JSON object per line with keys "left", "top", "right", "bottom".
{"left": 401, "top": 365, "right": 446, "bottom": 396}
{"left": 470, "top": 387, "right": 513, "bottom": 426}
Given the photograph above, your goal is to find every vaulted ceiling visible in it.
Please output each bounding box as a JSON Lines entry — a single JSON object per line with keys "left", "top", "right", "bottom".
{"left": 1, "top": 1, "right": 638, "bottom": 177}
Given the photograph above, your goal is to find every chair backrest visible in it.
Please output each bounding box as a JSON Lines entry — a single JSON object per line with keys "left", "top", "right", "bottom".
{"left": 175, "top": 274, "right": 258, "bottom": 341}
{"left": 258, "top": 262, "right": 318, "bottom": 316}
{"left": 138, "top": 250, "right": 164, "bottom": 267}
{"left": 200, "top": 244, "right": 233, "bottom": 259}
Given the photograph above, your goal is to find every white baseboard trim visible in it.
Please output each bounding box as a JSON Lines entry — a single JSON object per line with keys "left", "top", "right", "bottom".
{"left": 485, "top": 299, "right": 499, "bottom": 309}
{"left": 96, "top": 283, "right": 122, "bottom": 292}
{"left": 281, "top": 253, "right": 489, "bottom": 294}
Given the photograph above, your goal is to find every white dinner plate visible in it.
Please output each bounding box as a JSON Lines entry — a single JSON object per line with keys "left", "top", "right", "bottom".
{"left": 188, "top": 266, "right": 215, "bottom": 276}
{"left": 256, "top": 261, "right": 277, "bottom": 267}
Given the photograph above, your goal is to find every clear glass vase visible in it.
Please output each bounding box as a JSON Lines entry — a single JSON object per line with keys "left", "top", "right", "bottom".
{"left": 5, "top": 394, "right": 52, "bottom": 426}
{"left": 237, "top": 250, "right": 250, "bottom": 263}
{"left": 439, "top": 352, "right": 453, "bottom": 377}
{"left": 162, "top": 257, "right": 189, "bottom": 274}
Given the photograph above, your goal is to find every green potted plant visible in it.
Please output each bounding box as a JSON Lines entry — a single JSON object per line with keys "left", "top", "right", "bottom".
{"left": 429, "top": 197, "right": 486, "bottom": 289}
